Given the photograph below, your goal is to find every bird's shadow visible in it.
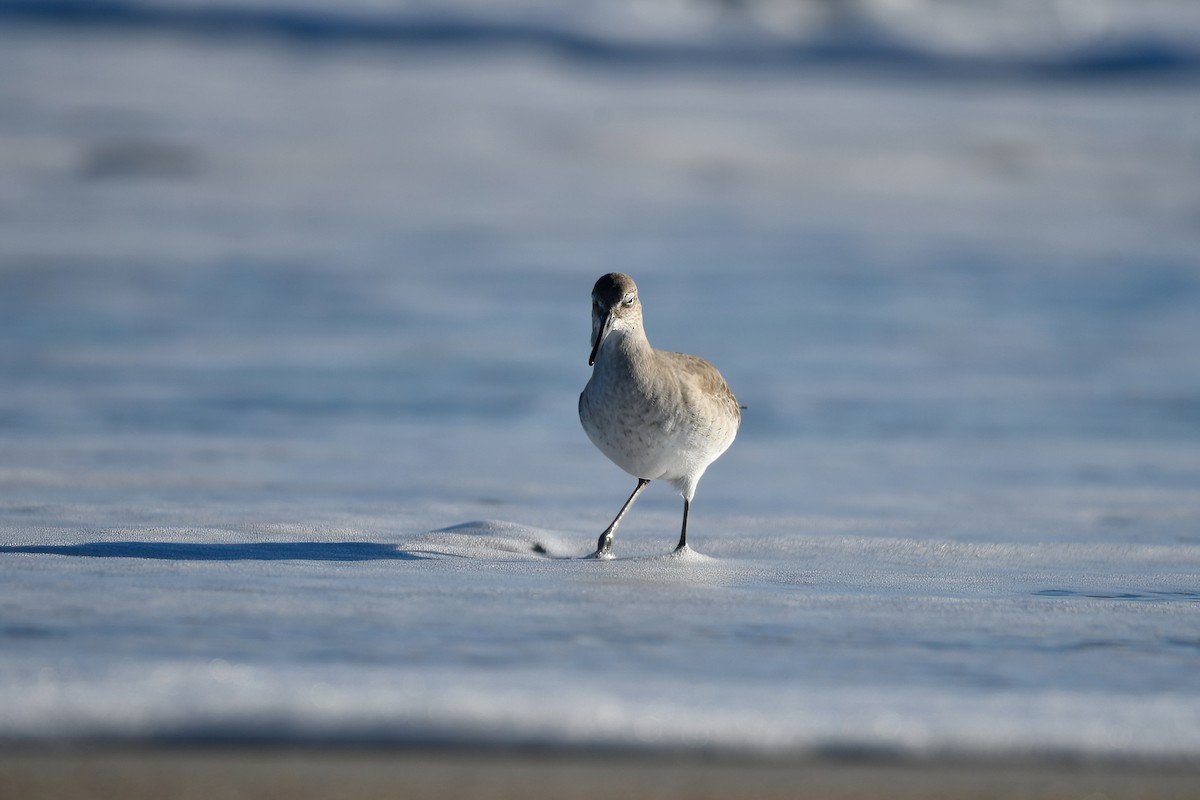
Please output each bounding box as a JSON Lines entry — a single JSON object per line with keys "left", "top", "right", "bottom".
{"left": 0, "top": 541, "right": 430, "bottom": 562}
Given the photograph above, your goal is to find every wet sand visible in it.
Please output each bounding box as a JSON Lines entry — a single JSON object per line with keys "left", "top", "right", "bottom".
{"left": 2, "top": 747, "right": 1198, "bottom": 800}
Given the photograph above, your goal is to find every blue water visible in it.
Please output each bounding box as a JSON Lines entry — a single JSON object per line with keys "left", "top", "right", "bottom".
{"left": 1, "top": 2, "right": 1199, "bottom": 759}
{"left": 5, "top": 0, "right": 1200, "bottom": 78}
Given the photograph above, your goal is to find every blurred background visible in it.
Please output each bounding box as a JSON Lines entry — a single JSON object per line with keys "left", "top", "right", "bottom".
{"left": 2, "top": 0, "right": 1198, "bottom": 528}
{"left": 2, "top": 0, "right": 1200, "bottom": 760}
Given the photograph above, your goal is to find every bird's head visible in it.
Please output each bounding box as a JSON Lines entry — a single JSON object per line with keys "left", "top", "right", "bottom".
{"left": 589, "top": 272, "right": 641, "bottom": 366}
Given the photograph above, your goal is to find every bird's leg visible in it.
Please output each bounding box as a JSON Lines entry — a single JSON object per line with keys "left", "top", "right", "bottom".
{"left": 674, "top": 497, "right": 691, "bottom": 553}
{"left": 593, "top": 478, "right": 650, "bottom": 559}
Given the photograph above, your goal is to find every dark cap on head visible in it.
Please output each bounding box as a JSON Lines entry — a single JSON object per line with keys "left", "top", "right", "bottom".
{"left": 592, "top": 272, "right": 637, "bottom": 307}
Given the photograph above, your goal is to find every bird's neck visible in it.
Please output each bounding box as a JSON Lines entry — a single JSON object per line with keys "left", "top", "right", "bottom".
{"left": 599, "top": 322, "right": 652, "bottom": 369}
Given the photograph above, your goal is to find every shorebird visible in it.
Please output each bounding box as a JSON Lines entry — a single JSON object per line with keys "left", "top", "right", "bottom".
{"left": 578, "top": 272, "right": 741, "bottom": 558}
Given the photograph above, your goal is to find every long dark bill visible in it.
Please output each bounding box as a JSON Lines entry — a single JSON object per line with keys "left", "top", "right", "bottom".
{"left": 588, "top": 311, "right": 614, "bottom": 367}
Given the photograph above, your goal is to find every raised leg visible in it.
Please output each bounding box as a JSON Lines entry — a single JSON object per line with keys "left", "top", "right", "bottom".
{"left": 593, "top": 478, "right": 650, "bottom": 559}
{"left": 674, "top": 497, "right": 691, "bottom": 553}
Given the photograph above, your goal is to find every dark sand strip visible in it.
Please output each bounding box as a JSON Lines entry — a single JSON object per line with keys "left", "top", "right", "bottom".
{"left": 2, "top": 747, "right": 1199, "bottom": 800}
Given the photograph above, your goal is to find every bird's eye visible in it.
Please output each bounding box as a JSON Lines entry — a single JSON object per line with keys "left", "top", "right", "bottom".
{"left": 623, "top": 294, "right": 635, "bottom": 306}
